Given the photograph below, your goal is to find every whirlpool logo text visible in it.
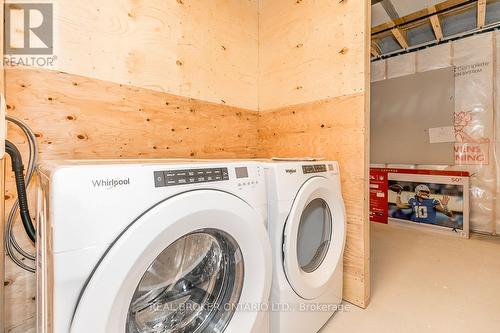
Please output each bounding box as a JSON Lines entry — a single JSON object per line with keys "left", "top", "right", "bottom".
{"left": 92, "top": 178, "right": 131, "bottom": 189}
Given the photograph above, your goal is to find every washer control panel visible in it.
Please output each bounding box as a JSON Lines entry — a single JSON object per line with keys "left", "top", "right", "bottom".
{"left": 154, "top": 168, "right": 229, "bottom": 187}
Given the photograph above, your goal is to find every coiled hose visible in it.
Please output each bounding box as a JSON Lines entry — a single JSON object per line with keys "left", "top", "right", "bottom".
{"left": 5, "top": 116, "right": 38, "bottom": 273}
{"left": 5, "top": 140, "right": 36, "bottom": 243}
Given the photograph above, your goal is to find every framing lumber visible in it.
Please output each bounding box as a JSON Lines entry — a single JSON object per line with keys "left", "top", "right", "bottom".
{"left": 391, "top": 27, "right": 409, "bottom": 49}
{"left": 477, "top": 0, "right": 487, "bottom": 28}
{"left": 428, "top": 6, "right": 444, "bottom": 40}
{"left": 371, "top": 43, "right": 381, "bottom": 57}
{"left": 372, "top": 0, "right": 473, "bottom": 35}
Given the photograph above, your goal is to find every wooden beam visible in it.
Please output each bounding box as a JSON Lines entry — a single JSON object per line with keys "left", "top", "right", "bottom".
{"left": 391, "top": 27, "right": 409, "bottom": 49}
{"left": 371, "top": 43, "right": 381, "bottom": 57}
{"left": 428, "top": 6, "right": 444, "bottom": 40}
{"left": 372, "top": 0, "right": 471, "bottom": 35}
{"left": 430, "top": 15, "right": 444, "bottom": 40}
{"left": 477, "top": 0, "right": 487, "bottom": 28}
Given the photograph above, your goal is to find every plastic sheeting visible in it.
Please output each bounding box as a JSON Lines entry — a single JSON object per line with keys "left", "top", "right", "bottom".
{"left": 386, "top": 53, "right": 417, "bottom": 79}
{"left": 417, "top": 43, "right": 452, "bottom": 73}
{"left": 371, "top": 59, "right": 386, "bottom": 83}
{"left": 495, "top": 31, "right": 500, "bottom": 235}
{"left": 371, "top": 32, "right": 499, "bottom": 234}
{"left": 452, "top": 33, "right": 496, "bottom": 234}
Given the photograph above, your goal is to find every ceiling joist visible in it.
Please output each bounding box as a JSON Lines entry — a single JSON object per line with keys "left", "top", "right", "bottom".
{"left": 428, "top": 6, "right": 444, "bottom": 40}
{"left": 391, "top": 27, "right": 409, "bottom": 49}
{"left": 372, "top": 0, "right": 473, "bottom": 35}
{"left": 371, "top": 0, "right": 494, "bottom": 58}
{"left": 371, "top": 42, "right": 382, "bottom": 57}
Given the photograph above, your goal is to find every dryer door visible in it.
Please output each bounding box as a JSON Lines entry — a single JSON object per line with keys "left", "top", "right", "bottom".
{"left": 283, "top": 177, "right": 346, "bottom": 300}
{"left": 70, "top": 190, "right": 271, "bottom": 333}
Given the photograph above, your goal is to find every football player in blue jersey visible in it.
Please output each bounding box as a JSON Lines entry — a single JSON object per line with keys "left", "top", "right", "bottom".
{"left": 396, "top": 184, "right": 453, "bottom": 224}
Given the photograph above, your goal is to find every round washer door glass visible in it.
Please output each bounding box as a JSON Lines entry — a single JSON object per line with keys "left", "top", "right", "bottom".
{"left": 297, "top": 198, "right": 332, "bottom": 273}
{"left": 126, "top": 229, "right": 244, "bottom": 333}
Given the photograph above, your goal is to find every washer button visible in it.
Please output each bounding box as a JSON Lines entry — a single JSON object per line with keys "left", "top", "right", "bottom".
{"left": 154, "top": 171, "right": 166, "bottom": 187}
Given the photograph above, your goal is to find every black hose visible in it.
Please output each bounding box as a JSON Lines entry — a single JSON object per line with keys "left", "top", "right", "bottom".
{"left": 5, "top": 140, "right": 36, "bottom": 243}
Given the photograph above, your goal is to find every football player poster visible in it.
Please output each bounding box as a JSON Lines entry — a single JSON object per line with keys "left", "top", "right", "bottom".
{"left": 370, "top": 168, "right": 470, "bottom": 238}
{"left": 389, "top": 181, "right": 462, "bottom": 229}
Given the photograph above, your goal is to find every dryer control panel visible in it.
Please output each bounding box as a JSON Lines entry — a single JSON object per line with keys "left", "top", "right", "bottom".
{"left": 154, "top": 168, "right": 229, "bottom": 187}
{"left": 302, "top": 164, "right": 328, "bottom": 174}
{"left": 302, "top": 164, "right": 336, "bottom": 175}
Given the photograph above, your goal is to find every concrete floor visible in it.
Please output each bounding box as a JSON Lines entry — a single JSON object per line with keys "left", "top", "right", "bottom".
{"left": 322, "top": 222, "right": 500, "bottom": 333}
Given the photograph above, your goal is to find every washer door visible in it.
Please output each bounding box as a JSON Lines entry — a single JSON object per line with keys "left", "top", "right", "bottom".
{"left": 70, "top": 190, "right": 271, "bottom": 333}
{"left": 283, "top": 177, "right": 346, "bottom": 300}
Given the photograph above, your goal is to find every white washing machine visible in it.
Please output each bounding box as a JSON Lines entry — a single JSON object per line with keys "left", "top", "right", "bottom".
{"left": 36, "top": 160, "right": 272, "bottom": 333}
{"left": 263, "top": 161, "right": 346, "bottom": 333}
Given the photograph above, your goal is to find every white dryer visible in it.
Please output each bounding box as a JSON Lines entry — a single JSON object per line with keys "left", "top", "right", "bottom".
{"left": 263, "top": 161, "right": 346, "bottom": 333}
{"left": 36, "top": 160, "right": 272, "bottom": 333}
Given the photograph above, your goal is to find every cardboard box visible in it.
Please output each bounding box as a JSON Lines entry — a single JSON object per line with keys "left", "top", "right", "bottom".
{"left": 370, "top": 168, "right": 470, "bottom": 238}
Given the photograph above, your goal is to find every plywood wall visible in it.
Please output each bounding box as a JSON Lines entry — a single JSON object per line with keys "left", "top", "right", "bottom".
{"left": 5, "top": 68, "right": 259, "bottom": 161}
{"left": 0, "top": 0, "right": 4, "bottom": 97}
{"left": 258, "top": 0, "right": 366, "bottom": 110}
{"left": 10, "top": 0, "right": 259, "bottom": 110}
{"left": 258, "top": 0, "right": 371, "bottom": 308}
{"left": 0, "top": 0, "right": 5, "bottom": 331}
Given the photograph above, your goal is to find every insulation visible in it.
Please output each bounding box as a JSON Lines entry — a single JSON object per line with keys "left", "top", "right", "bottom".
{"left": 379, "top": 32, "right": 498, "bottom": 234}
{"left": 371, "top": 60, "right": 386, "bottom": 83}
{"left": 386, "top": 53, "right": 417, "bottom": 79}
{"left": 451, "top": 33, "right": 496, "bottom": 233}
{"left": 495, "top": 31, "right": 500, "bottom": 235}
{"left": 417, "top": 43, "right": 452, "bottom": 72}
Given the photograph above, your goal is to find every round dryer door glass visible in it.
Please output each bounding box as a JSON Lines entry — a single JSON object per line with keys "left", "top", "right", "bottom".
{"left": 297, "top": 198, "right": 333, "bottom": 273}
{"left": 126, "top": 229, "right": 244, "bottom": 333}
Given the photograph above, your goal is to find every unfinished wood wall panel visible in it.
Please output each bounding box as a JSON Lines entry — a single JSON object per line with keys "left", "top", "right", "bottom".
{"left": 1, "top": 1, "right": 6, "bottom": 331}
{"left": 258, "top": 0, "right": 371, "bottom": 308}
{"left": 11, "top": 0, "right": 259, "bottom": 110}
{"left": 258, "top": 93, "right": 369, "bottom": 307}
{"left": 0, "top": 0, "right": 3, "bottom": 98}
{"left": 4, "top": 67, "right": 259, "bottom": 333}
{"left": 5, "top": 68, "right": 259, "bottom": 160}
{"left": 258, "top": 0, "right": 366, "bottom": 110}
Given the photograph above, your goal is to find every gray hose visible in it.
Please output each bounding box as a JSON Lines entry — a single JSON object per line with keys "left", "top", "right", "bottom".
{"left": 5, "top": 116, "right": 38, "bottom": 273}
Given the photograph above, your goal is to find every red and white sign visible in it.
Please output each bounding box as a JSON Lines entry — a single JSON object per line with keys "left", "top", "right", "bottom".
{"left": 370, "top": 168, "right": 470, "bottom": 238}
